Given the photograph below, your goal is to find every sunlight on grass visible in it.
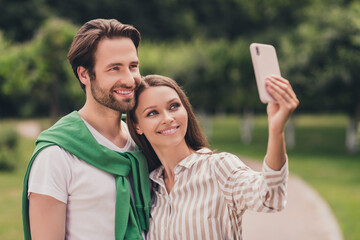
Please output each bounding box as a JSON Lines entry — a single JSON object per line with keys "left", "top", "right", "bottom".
{"left": 295, "top": 114, "right": 348, "bottom": 127}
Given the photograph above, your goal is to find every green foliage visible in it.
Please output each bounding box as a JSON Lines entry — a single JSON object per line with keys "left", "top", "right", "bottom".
{"left": 0, "top": 0, "right": 359, "bottom": 118}
{"left": 30, "top": 18, "right": 83, "bottom": 117}
{"left": 41, "top": 0, "right": 310, "bottom": 41}
{"left": 0, "top": 128, "right": 19, "bottom": 171}
{"left": 0, "top": 31, "right": 9, "bottom": 50}
{"left": 0, "top": 0, "right": 50, "bottom": 42}
{"left": 280, "top": 1, "right": 360, "bottom": 116}
{"left": 0, "top": 18, "right": 82, "bottom": 118}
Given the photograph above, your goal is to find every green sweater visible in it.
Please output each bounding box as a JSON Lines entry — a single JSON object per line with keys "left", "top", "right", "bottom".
{"left": 22, "top": 111, "right": 151, "bottom": 239}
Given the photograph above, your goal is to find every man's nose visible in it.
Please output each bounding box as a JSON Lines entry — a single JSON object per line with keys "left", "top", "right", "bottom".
{"left": 122, "top": 68, "right": 137, "bottom": 87}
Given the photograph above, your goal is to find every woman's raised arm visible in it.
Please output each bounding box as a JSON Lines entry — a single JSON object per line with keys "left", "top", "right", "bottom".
{"left": 264, "top": 75, "right": 299, "bottom": 170}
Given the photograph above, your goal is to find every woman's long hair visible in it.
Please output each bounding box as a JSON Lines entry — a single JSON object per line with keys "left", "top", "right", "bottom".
{"left": 127, "top": 75, "right": 209, "bottom": 172}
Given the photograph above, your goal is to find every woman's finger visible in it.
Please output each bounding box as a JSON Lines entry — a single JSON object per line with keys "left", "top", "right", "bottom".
{"left": 266, "top": 81, "right": 299, "bottom": 111}
{"left": 266, "top": 77, "right": 298, "bottom": 103}
{"left": 268, "top": 76, "right": 297, "bottom": 100}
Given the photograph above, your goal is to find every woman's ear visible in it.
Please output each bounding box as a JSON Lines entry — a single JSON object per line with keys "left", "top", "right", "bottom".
{"left": 134, "top": 124, "right": 143, "bottom": 135}
{"left": 77, "top": 66, "right": 90, "bottom": 86}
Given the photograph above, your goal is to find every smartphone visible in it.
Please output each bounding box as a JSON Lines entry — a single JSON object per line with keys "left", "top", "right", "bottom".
{"left": 249, "top": 43, "right": 281, "bottom": 103}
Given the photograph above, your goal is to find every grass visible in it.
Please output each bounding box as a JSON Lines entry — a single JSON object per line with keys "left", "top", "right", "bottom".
{"left": 0, "top": 118, "right": 51, "bottom": 240}
{"left": 0, "top": 114, "right": 359, "bottom": 239}
{"left": 0, "top": 137, "right": 34, "bottom": 240}
{"left": 208, "top": 114, "right": 360, "bottom": 240}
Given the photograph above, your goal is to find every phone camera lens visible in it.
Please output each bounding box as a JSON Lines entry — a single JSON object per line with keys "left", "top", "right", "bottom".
{"left": 256, "top": 47, "right": 260, "bottom": 56}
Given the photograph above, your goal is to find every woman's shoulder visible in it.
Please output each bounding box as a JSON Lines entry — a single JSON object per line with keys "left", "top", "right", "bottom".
{"left": 199, "top": 149, "right": 240, "bottom": 160}
{"left": 203, "top": 150, "right": 249, "bottom": 171}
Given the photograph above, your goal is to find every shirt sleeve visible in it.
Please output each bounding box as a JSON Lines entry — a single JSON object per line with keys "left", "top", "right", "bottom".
{"left": 213, "top": 152, "right": 288, "bottom": 214}
{"left": 28, "top": 145, "right": 72, "bottom": 204}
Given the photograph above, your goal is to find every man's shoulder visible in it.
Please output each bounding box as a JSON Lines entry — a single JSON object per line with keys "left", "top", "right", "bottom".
{"left": 35, "top": 145, "right": 78, "bottom": 163}
{"left": 37, "top": 144, "right": 66, "bottom": 154}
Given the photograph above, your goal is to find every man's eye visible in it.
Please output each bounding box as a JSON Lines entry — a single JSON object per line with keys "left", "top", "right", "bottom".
{"left": 130, "top": 64, "right": 138, "bottom": 69}
{"left": 110, "top": 66, "right": 119, "bottom": 71}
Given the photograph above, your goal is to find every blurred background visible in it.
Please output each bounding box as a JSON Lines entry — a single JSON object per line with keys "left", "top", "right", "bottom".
{"left": 0, "top": 0, "right": 359, "bottom": 239}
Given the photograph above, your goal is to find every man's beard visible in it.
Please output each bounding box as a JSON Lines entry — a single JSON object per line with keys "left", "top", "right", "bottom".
{"left": 90, "top": 77, "right": 136, "bottom": 112}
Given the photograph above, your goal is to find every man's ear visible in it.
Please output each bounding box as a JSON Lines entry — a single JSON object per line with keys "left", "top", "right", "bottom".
{"left": 77, "top": 66, "right": 90, "bottom": 86}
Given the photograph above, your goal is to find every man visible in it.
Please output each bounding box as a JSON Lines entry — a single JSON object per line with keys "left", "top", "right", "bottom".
{"left": 22, "top": 19, "right": 150, "bottom": 240}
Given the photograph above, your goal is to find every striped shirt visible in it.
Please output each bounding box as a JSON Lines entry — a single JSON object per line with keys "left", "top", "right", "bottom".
{"left": 147, "top": 148, "right": 288, "bottom": 240}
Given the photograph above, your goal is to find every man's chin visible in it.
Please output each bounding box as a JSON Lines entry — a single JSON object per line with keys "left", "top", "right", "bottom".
{"left": 111, "top": 100, "right": 135, "bottom": 112}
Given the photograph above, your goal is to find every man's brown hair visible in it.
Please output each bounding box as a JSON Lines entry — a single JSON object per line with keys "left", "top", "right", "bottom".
{"left": 67, "top": 19, "right": 141, "bottom": 91}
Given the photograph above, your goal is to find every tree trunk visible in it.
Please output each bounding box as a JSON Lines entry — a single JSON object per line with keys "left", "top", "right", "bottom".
{"left": 285, "top": 117, "right": 296, "bottom": 149}
{"left": 346, "top": 93, "right": 360, "bottom": 153}
{"left": 240, "top": 109, "right": 254, "bottom": 144}
{"left": 346, "top": 117, "right": 359, "bottom": 153}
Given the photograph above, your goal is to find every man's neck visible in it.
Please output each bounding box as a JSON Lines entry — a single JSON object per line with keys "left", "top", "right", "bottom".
{"left": 78, "top": 105, "right": 128, "bottom": 148}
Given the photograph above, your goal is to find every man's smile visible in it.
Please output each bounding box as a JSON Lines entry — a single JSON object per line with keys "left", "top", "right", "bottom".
{"left": 113, "top": 88, "right": 135, "bottom": 98}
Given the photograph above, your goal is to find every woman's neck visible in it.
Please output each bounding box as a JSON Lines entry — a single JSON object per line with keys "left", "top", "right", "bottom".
{"left": 155, "top": 144, "right": 194, "bottom": 193}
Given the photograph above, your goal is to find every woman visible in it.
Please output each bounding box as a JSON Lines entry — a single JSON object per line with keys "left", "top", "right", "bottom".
{"left": 127, "top": 74, "right": 299, "bottom": 239}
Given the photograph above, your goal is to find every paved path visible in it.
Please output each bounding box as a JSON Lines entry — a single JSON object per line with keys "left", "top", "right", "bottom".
{"left": 16, "top": 122, "right": 344, "bottom": 240}
{"left": 241, "top": 158, "right": 343, "bottom": 240}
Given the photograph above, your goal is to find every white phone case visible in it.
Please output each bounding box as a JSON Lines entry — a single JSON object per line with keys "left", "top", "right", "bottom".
{"left": 249, "top": 43, "right": 281, "bottom": 103}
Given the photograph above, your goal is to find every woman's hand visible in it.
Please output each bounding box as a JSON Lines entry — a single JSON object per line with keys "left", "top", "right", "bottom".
{"left": 264, "top": 75, "right": 299, "bottom": 170}
{"left": 265, "top": 76, "right": 299, "bottom": 133}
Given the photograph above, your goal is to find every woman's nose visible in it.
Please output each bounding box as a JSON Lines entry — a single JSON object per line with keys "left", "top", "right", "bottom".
{"left": 161, "top": 111, "right": 174, "bottom": 124}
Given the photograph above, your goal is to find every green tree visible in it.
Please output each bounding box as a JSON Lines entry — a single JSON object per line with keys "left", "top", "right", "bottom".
{"left": 280, "top": 1, "right": 360, "bottom": 152}
{"left": 32, "top": 18, "right": 82, "bottom": 118}
{"left": 0, "top": 18, "right": 82, "bottom": 118}
{"left": 43, "top": 0, "right": 309, "bottom": 41}
{"left": 0, "top": 0, "right": 49, "bottom": 42}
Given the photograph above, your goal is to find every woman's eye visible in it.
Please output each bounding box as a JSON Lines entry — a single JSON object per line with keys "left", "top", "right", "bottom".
{"left": 146, "top": 110, "right": 158, "bottom": 117}
{"left": 170, "top": 102, "right": 180, "bottom": 110}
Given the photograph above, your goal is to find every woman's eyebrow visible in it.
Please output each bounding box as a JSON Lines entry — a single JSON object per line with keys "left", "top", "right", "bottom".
{"left": 141, "top": 98, "right": 178, "bottom": 113}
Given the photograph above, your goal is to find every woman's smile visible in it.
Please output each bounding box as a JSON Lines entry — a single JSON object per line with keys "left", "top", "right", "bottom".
{"left": 157, "top": 125, "right": 180, "bottom": 135}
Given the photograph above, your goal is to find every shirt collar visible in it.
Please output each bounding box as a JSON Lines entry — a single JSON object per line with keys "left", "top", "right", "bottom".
{"left": 177, "top": 148, "right": 212, "bottom": 169}
{"left": 149, "top": 148, "right": 212, "bottom": 182}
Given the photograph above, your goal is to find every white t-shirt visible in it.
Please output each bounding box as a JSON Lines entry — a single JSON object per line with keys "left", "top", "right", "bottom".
{"left": 28, "top": 120, "right": 140, "bottom": 240}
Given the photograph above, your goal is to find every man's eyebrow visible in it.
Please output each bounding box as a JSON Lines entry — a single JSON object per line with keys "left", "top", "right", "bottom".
{"left": 105, "top": 63, "right": 123, "bottom": 68}
{"left": 105, "top": 61, "right": 139, "bottom": 69}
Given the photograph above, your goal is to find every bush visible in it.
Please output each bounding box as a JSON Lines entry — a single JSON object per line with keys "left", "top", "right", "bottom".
{"left": 0, "top": 18, "right": 81, "bottom": 118}
{"left": 0, "top": 128, "right": 19, "bottom": 171}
